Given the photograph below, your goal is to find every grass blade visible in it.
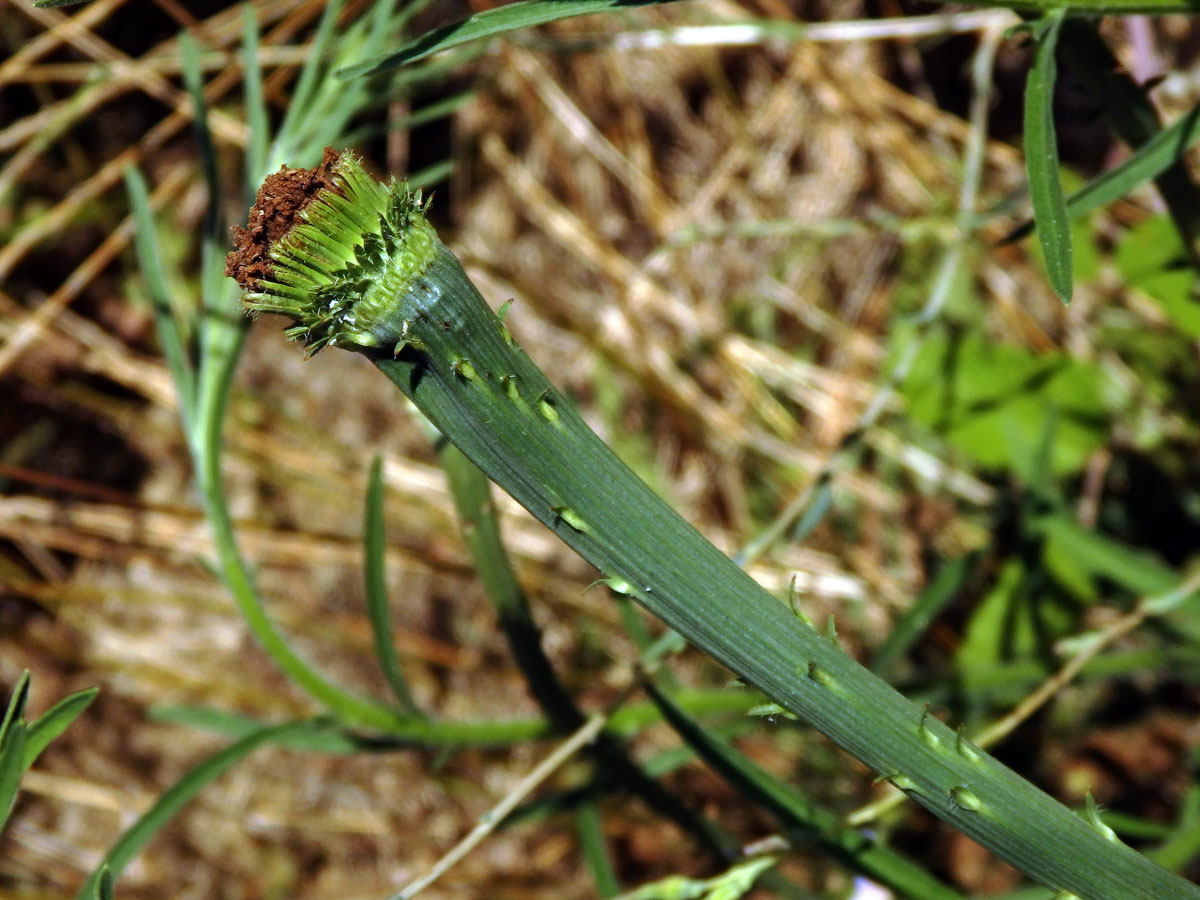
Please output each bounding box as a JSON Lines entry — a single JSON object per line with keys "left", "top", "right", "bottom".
{"left": 407, "top": 159, "right": 454, "bottom": 189}
{"left": 277, "top": 0, "right": 344, "bottom": 151}
{"left": 22, "top": 686, "right": 98, "bottom": 770}
{"left": 363, "top": 456, "right": 420, "bottom": 712}
{"left": 341, "top": 89, "right": 475, "bottom": 146}
{"left": 74, "top": 721, "right": 317, "bottom": 900}
{"left": 437, "top": 440, "right": 582, "bottom": 728}
{"left": 1036, "top": 514, "right": 1176, "bottom": 595}
{"left": 1024, "top": 10, "right": 1072, "bottom": 302}
{"left": 179, "top": 33, "right": 219, "bottom": 246}
{"left": 183, "top": 17, "right": 394, "bottom": 731}
{"left": 123, "top": 166, "right": 196, "bottom": 426}
{"left": 339, "top": 0, "right": 682, "bottom": 76}
{"left": 91, "top": 867, "right": 113, "bottom": 900}
{"left": 1004, "top": 99, "right": 1200, "bottom": 244}
{"left": 577, "top": 800, "right": 620, "bottom": 897}
{"left": 0, "top": 721, "right": 28, "bottom": 832}
{"left": 241, "top": 5, "right": 269, "bottom": 195}
{"left": 149, "top": 707, "right": 380, "bottom": 753}
{"left": 0, "top": 671, "right": 30, "bottom": 751}
{"left": 150, "top": 703, "right": 556, "bottom": 747}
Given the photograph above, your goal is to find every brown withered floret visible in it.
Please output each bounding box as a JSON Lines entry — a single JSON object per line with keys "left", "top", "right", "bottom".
{"left": 225, "top": 147, "right": 343, "bottom": 292}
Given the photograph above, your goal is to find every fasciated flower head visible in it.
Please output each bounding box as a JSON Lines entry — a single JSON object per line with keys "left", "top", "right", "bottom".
{"left": 227, "top": 149, "right": 437, "bottom": 355}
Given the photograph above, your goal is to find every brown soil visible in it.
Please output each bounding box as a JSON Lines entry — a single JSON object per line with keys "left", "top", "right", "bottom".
{"left": 225, "top": 146, "right": 342, "bottom": 291}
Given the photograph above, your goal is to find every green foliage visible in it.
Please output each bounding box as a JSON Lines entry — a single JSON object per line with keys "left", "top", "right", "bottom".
{"left": 76, "top": 722, "right": 322, "bottom": 900}
{"left": 342, "top": 213, "right": 1196, "bottom": 897}
{"left": 1115, "top": 217, "right": 1200, "bottom": 338}
{"left": 363, "top": 457, "right": 421, "bottom": 713}
{"left": 957, "top": 559, "right": 1075, "bottom": 704}
{"left": 1035, "top": 514, "right": 1176, "bottom": 597}
{"left": 1, "top": 673, "right": 96, "bottom": 833}
{"left": 23, "top": 686, "right": 100, "bottom": 770}
{"left": 340, "top": 0, "right": 684, "bottom": 76}
{"left": 899, "top": 327, "right": 1117, "bottom": 478}
{"left": 0, "top": 673, "right": 31, "bottom": 832}
{"left": 1006, "top": 100, "right": 1200, "bottom": 246}
{"left": 1024, "top": 10, "right": 1072, "bottom": 302}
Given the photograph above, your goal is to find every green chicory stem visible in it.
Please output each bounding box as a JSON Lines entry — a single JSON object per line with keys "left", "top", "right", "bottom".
{"left": 229, "top": 150, "right": 1200, "bottom": 900}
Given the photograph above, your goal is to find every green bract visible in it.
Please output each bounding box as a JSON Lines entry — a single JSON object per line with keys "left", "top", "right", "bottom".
{"left": 243, "top": 153, "right": 437, "bottom": 354}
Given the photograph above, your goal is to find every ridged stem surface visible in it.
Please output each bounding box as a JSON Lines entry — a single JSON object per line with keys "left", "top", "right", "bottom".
{"left": 362, "top": 243, "right": 1197, "bottom": 900}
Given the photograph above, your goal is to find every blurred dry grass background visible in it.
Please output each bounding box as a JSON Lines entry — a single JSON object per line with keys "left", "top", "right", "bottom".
{"left": 3, "top": 1, "right": 1197, "bottom": 897}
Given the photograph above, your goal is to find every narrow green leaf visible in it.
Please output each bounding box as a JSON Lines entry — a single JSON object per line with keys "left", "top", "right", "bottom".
{"left": 278, "top": 0, "right": 344, "bottom": 146}
{"left": 0, "top": 671, "right": 30, "bottom": 751}
{"left": 23, "top": 686, "right": 98, "bottom": 770}
{"left": 149, "top": 703, "right": 549, "bottom": 747}
{"left": 92, "top": 866, "right": 113, "bottom": 900}
{"left": 394, "top": 90, "right": 475, "bottom": 129}
{"left": 0, "top": 673, "right": 33, "bottom": 830}
{"left": 440, "top": 443, "right": 735, "bottom": 855}
{"left": 179, "top": 33, "right": 219, "bottom": 245}
{"left": 74, "top": 722, "right": 312, "bottom": 900}
{"left": 149, "top": 707, "right": 373, "bottom": 753}
{"left": 339, "top": 0, "right": 682, "bottom": 76}
{"left": 407, "top": 159, "right": 455, "bottom": 191}
{"left": 1024, "top": 9, "right": 1072, "bottom": 302}
{"left": 123, "top": 166, "right": 196, "bottom": 424}
{"left": 577, "top": 801, "right": 621, "bottom": 898}
{"left": 1102, "top": 809, "right": 1175, "bottom": 841}
{"left": 1151, "top": 810, "right": 1200, "bottom": 872}
{"left": 1036, "top": 515, "right": 1176, "bottom": 596}
{"left": 1006, "top": 100, "right": 1200, "bottom": 244}
{"left": 241, "top": 5, "right": 269, "bottom": 192}
{"left": 0, "top": 722, "right": 28, "bottom": 832}
{"left": 33, "top": 0, "right": 91, "bottom": 6}
{"left": 340, "top": 90, "right": 475, "bottom": 146}
{"left": 363, "top": 456, "right": 420, "bottom": 712}
{"left": 184, "top": 25, "right": 246, "bottom": 466}
{"left": 790, "top": 477, "right": 833, "bottom": 543}
{"left": 987, "top": 889, "right": 1056, "bottom": 900}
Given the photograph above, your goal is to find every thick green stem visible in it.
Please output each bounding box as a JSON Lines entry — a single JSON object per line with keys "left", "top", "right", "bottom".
{"left": 361, "top": 244, "right": 1196, "bottom": 900}
{"left": 438, "top": 440, "right": 732, "bottom": 860}
{"left": 237, "top": 154, "right": 1198, "bottom": 898}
